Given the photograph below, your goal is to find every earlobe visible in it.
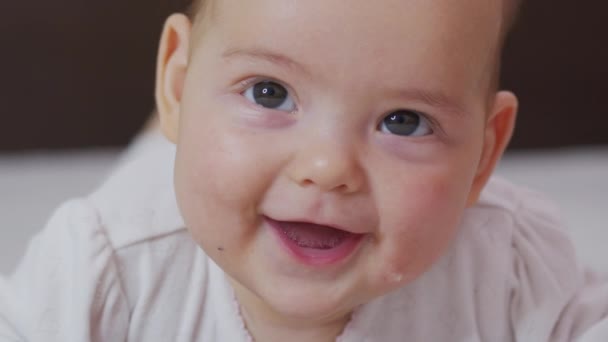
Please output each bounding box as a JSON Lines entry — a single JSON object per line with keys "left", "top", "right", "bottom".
{"left": 155, "top": 13, "right": 192, "bottom": 144}
{"left": 466, "top": 91, "right": 518, "bottom": 206}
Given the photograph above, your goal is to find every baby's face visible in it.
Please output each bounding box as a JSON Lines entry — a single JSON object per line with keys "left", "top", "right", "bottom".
{"left": 161, "top": 0, "right": 512, "bottom": 322}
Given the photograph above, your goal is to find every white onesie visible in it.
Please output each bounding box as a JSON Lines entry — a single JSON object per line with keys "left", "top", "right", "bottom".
{"left": 2, "top": 133, "right": 608, "bottom": 342}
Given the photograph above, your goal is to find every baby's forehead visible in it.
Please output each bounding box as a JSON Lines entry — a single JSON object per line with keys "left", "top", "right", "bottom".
{"left": 193, "top": 0, "right": 507, "bottom": 100}
{"left": 202, "top": 0, "right": 506, "bottom": 46}
{"left": 201, "top": 0, "right": 507, "bottom": 57}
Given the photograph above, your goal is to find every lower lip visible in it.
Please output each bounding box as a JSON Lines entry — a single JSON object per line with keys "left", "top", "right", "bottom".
{"left": 265, "top": 217, "right": 365, "bottom": 267}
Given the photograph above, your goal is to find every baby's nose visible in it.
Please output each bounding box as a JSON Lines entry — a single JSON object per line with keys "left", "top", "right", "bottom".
{"left": 285, "top": 139, "right": 365, "bottom": 194}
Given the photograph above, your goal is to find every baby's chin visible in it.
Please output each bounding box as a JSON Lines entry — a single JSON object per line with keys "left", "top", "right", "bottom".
{"left": 230, "top": 267, "right": 370, "bottom": 324}
{"left": 262, "top": 284, "right": 363, "bottom": 324}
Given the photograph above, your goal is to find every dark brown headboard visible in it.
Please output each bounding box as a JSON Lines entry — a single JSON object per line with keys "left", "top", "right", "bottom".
{"left": 0, "top": 1, "right": 189, "bottom": 151}
{"left": 1, "top": 1, "right": 606, "bottom": 151}
{"left": 501, "top": 1, "right": 608, "bottom": 148}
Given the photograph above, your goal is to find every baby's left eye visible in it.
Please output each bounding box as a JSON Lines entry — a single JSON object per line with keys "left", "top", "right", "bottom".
{"left": 243, "top": 81, "right": 296, "bottom": 112}
{"left": 378, "top": 110, "right": 433, "bottom": 137}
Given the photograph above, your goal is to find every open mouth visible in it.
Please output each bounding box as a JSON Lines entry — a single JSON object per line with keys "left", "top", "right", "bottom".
{"left": 278, "top": 221, "right": 351, "bottom": 249}
{"left": 265, "top": 216, "right": 365, "bottom": 266}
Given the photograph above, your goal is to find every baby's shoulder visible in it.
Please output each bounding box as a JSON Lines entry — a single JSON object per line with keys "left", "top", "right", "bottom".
{"left": 77, "top": 136, "right": 220, "bottom": 330}
{"left": 461, "top": 176, "right": 578, "bottom": 283}
{"left": 1, "top": 136, "right": 228, "bottom": 341}
{"left": 458, "top": 177, "right": 585, "bottom": 339}
{"left": 475, "top": 175, "right": 564, "bottom": 223}
{"left": 466, "top": 176, "right": 571, "bottom": 249}
{"left": 87, "top": 133, "right": 186, "bottom": 250}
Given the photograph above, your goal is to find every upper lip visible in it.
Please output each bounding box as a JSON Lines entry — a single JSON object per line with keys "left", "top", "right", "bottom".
{"left": 263, "top": 215, "right": 367, "bottom": 235}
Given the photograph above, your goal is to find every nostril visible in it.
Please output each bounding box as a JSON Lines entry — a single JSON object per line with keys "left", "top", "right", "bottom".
{"left": 299, "top": 178, "right": 348, "bottom": 192}
{"left": 334, "top": 184, "right": 349, "bottom": 192}
{"left": 300, "top": 179, "right": 315, "bottom": 187}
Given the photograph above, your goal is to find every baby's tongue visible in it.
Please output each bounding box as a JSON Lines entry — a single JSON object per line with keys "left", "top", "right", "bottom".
{"left": 279, "top": 222, "right": 350, "bottom": 250}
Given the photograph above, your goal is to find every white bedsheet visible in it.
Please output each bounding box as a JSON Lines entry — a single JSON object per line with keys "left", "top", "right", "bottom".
{"left": 1, "top": 146, "right": 606, "bottom": 275}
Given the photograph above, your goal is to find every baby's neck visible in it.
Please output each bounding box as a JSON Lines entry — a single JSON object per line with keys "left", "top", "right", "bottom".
{"left": 242, "top": 310, "right": 349, "bottom": 342}
{"left": 230, "top": 280, "right": 351, "bottom": 342}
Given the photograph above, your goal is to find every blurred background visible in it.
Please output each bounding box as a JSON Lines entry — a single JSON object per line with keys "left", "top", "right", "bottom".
{"left": 1, "top": 1, "right": 607, "bottom": 151}
{"left": 0, "top": 2, "right": 606, "bottom": 272}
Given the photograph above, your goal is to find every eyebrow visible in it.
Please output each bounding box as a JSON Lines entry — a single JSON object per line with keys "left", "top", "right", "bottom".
{"left": 392, "top": 88, "right": 467, "bottom": 118}
{"left": 222, "top": 47, "right": 310, "bottom": 75}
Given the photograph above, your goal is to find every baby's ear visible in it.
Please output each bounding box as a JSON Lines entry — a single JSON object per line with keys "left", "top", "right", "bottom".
{"left": 155, "top": 14, "right": 192, "bottom": 144}
{"left": 467, "top": 91, "right": 518, "bottom": 206}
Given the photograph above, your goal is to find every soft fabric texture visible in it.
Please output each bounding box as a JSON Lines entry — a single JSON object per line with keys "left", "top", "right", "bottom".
{"left": 2, "top": 134, "right": 608, "bottom": 342}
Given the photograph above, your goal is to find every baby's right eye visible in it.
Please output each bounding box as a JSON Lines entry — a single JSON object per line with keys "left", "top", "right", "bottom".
{"left": 243, "top": 81, "right": 296, "bottom": 112}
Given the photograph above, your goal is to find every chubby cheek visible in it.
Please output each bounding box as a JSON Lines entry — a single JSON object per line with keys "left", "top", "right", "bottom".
{"left": 173, "top": 115, "right": 280, "bottom": 261}
{"left": 369, "top": 170, "right": 471, "bottom": 294}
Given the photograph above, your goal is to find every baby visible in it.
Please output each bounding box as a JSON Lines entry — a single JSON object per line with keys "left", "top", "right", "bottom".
{"left": 3, "top": 0, "right": 608, "bottom": 341}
